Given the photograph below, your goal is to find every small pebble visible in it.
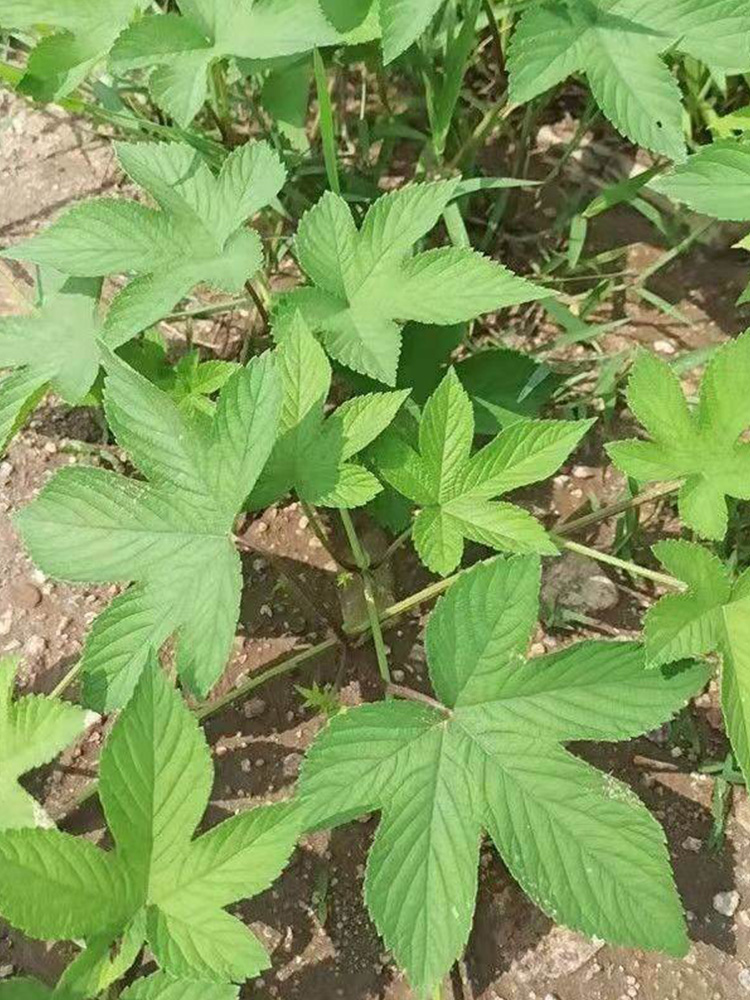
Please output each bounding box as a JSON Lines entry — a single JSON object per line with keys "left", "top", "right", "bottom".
{"left": 243, "top": 697, "right": 267, "bottom": 719}
{"left": 682, "top": 836, "right": 702, "bottom": 853}
{"left": 0, "top": 609, "right": 12, "bottom": 636}
{"left": 392, "top": 669, "right": 405, "bottom": 682}
{"left": 713, "top": 890, "right": 740, "bottom": 916}
{"left": 739, "top": 968, "right": 750, "bottom": 992}
{"left": 23, "top": 635, "right": 46, "bottom": 659}
{"left": 653, "top": 339, "right": 676, "bottom": 354}
{"left": 11, "top": 581, "right": 42, "bottom": 609}
{"left": 283, "top": 753, "right": 303, "bottom": 778}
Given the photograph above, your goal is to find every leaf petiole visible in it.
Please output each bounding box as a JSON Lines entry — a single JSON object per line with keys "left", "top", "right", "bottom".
{"left": 556, "top": 538, "right": 685, "bottom": 591}
{"left": 340, "top": 510, "right": 391, "bottom": 684}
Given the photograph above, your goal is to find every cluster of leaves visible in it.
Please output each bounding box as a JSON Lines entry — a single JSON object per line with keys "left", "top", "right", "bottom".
{"left": 370, "top": 367, "right": 592, "bottom": 574}
{"left": 507, "top": 0, "right": 750, "bottom": 161}
{"left": 299, "top": 556, "right": 708, "bottom": 993}
{"left": 4, "top": 139, "right": 286, "bottom": 345}
{"left": 607, "top": 332, "right": 750, "bottom": 540}
{"left": 0, "top": 658, "right": 299, "bottom": 997}
{"left": 0, "top": 561, "right": 710, "bottom": 998}
{"left": 2, "top": 0, "right": 750, "bottom": 996}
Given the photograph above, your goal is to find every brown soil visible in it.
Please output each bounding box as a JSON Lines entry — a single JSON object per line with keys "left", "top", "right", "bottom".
{"left": 2, "top": 90, "right": 750, "bottom": 1000}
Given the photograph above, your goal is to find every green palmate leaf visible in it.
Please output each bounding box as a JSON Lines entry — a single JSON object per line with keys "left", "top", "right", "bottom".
{"left": 606, "top": 333, "right": 750, "bottom": 539}
{"left": 0, "top": 656, "right": 88, "bottom": 830}
{"left": 260, "top": 57, "right": 313, "bottom": 152}
{"left": 0, "top": 979, "right": 51, "bottom": 999}
{"left": 0, "top": 270, "right": 104, "bottom": 456}
{"left": 3, "top": 140, "right": 285, "bottom": 344}
{"left": 110, "top": 0, "right": 379, "bottom": 126}
{"left": 0, "top": 661, "right": 299, "bottom": 987}
{"left": 454, "top": 347, "right": 564, "bottom": 433}
{"left": 644, "top": 540, "right": 750, "bottom": 785}
{"left": 378, "top": 0, "right": 446, "bottom": 63}
{"left": 119, "top": 339, "right": 240, "bottom": 418}
{"left": 653, "top": 140, "right": 750, "bottom": 220}
{"left": 16, "top": 349, "right": 280, "bottom": 711}
{"left": 249, "top": 313, "right": 408, "bottom": 509}
{"left": 507, "top": 0, "right": 750, "bottom": 161}
{"left": 0, "top": 0, "right": 147, "bottom": 100}
{"left": 121, "top": 973, "right": 239, "bottom": 1000}
{"left": 55, "top": 914, "right": 147, "bottom": 1000}
{"left": 274, "top": 184, "right": 544, "bottom": 385}
{"left": 371, "top": 368, "right": 593, "bottom": 575}
{"left": 300, "top": 555, "right": 708, "bottom": 994}
{"left": 644, "top": 541, "right": 732, "bottom": 668}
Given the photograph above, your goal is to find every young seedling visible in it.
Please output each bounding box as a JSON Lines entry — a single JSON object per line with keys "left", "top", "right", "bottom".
{"left": 607, "top": 333, "right": 750, "bottom": 540}
{"left": 248, "top": 312, "right": 409, "bottom": 509}
{"left": 275, "top": 181, "right": 544, "bottom": 384}
{"left": 371, "top": 367, "right": 594, "bottom": 574}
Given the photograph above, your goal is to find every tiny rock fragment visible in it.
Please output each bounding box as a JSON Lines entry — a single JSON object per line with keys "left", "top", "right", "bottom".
{"left": 283, "top": 753, "right": 303, "bottom": 778}
{"left": 23, "top": 635, "right": 46, "bottom": 659}
{"left": 512, "top": 926, "right": 603, "bottom": 981}
{"left": 243, "top": 697, "right": 267, "bottom": 719}
{"left": 11, "top": 581, "right": 42, "bottom": 609}
{"left": 682, "top": 836, "right": 702, "bottom": 853}
{"left": 713, "top": 890, "right": 740, "bottom": 917}
{"left": 739, "top": 968, "right": 750, "bottom": 992}
{"left": 653, "top": 339, "right": 676, "bottom": 354}
{"left": 0, "top": 608, "right": 12, "bottom": 636}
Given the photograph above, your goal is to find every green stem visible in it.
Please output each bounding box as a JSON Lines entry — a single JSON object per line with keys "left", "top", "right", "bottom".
{"left": 299, "top": 501, "right": 355, "bottom": 570}
{"left": 447, "top": 94, "right": 515, "bottom": 170}
{"left": 165, "top": 296, "right": 252, "bottom": 323}
{"left": 340, "top": 510, "right": 391, "bottom": 684}
{"left": 482, "top": 0, "right": 505, "bottom": 76}
{"left": 554, "top": 481, "right": 680, "bottom": 537}
{"left": 313, "top": 48, "right": 341, "bottom": 194}
{"left": 197, "top": 638, "right": 339, "bottom": 723}
{"left": 373, "top": 526, "right": 413, "bottom": 568}
{"left": 556, "top": 538, "right": 685, "bottom": 590}
{"left": 49, "top": 660, "right": 82, "bottom": 700}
